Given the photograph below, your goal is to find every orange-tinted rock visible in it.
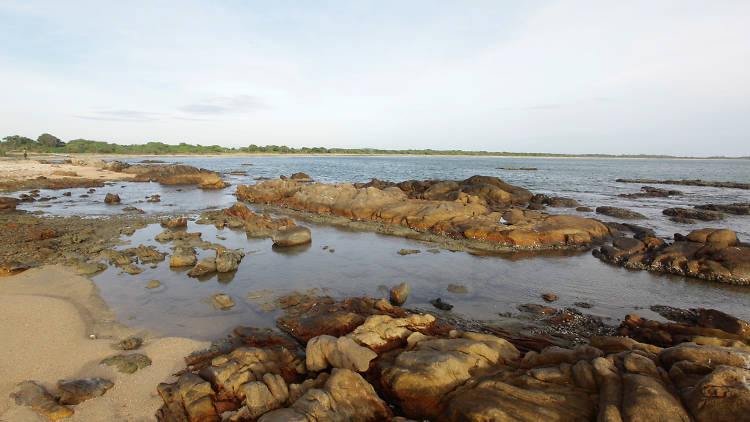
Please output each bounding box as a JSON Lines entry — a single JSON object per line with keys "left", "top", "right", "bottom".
{"left": 236, "top": 179, "right": 610, "bottom": 251}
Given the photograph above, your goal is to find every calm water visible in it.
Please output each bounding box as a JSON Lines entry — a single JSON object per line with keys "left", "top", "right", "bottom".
{"left": 15, "top": 156, "right": 750, "bottom": 339}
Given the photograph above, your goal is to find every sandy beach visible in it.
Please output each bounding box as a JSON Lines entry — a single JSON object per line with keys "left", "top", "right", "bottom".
{"left": 0, "top": 266, "right": 207, "bottom": 421}
{"left": 0, "top": 158, "right": 132, "bottom": 184}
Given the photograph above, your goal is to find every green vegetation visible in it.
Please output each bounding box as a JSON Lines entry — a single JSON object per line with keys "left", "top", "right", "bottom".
{"left": 1, "top": 133, "right": 746, "bottom": 159}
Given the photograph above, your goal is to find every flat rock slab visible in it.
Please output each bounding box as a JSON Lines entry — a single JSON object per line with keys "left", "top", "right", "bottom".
{"left": 57, "top": 378, "right": 114, "bottom": 405}
{"left": 101, "top": 353, "right": 152, "bottom": 374}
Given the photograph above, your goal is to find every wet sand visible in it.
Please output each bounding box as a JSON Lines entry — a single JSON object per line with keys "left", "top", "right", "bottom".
{"left": 0, "top": 265, "right": 207, "bottom": 421}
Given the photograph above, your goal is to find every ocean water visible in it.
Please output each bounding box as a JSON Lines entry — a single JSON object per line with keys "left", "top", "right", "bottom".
{"left": 15, "top": 156, "right": 750, "bottom": 339}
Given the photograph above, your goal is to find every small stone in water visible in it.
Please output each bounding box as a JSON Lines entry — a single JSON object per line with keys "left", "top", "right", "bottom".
{"left": 430, "top": 298, "right": 453, "bottom": 311}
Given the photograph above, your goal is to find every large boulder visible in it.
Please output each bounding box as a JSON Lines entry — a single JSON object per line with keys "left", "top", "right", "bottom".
{"left": 272, "top": 226, "right": 312, "bottom": 247}
{"left": 125, "top": 164, "right": 229, "bottom": 189}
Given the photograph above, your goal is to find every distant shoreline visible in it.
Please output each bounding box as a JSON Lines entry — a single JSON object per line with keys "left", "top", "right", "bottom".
{"left": 4, "top": 152, "right": 749, "bottom": 161}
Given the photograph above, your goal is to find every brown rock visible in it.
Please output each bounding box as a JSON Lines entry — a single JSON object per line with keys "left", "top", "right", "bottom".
{"left": 389, "top": 282, "right": 410, "bottom": 306}
{"left": 104, "top": 193, "right": 121, "bottom": 204}
{"left": 10, "top": 381, "right": 74, "bottom": 420}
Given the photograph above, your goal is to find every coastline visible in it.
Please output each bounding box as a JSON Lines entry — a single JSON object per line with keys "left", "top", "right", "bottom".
{"left": 0, "top": 265, "right": 208, "bottom": 420}
{"left": 3, "top": 153, "right": 748, "bottom": 161}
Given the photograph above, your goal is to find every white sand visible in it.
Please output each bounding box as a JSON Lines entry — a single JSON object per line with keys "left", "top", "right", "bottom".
{"left": 0, "top": 159, "right": 132, "bottom": 183}
{"left": 0, "top": 266, "right": 208, "bottom": 421}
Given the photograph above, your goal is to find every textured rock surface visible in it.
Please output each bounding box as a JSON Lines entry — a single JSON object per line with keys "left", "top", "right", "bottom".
{"left": 272, "top": 226, "right": 312, "bottom": 247}
{"left": 125, "top": 163, "right": 230, "bottom": 189}
{"left": 596, "top": 206, "right": 646, "bottom": 219}
{"left": 236, "top": 177, "right": 612, "bottom": 251}
{"left": 594, "top": 228, "right": 749, "bottom": 285}
{"left": 101, "top": 353, "right": 152, "bottom": 373}
{"left": 389, "top": 282, "right": 410, "bottom": 306}
{"left": 10, "top": 381, "right": 74, "bottom": 420}
{"left": 56, "top": 378, "right": 114, "bottom": 405}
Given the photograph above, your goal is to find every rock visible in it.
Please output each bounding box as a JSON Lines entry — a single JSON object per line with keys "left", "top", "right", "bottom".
{"left": 258, "top": 369, "right": 391, "bottom": 422}
{"left": 695, "top": 203, "right": 750, "bottom": 215}
{"left": 122, "top": 244, "right": 166, "bottom": 263}
{"left": 272, "top": 226, "right": 311, "bottom": 247}
{"left": 118, "top": 336, "right": 143, "bottom": 350}
{"left": 594, "top": 229, "right": 749, "bottom": 285}
{"left": 619, "top": 185, "right": 683, "bottom": 198}
{"left": 145, "top": 280, "right": 162, "bottom": 289}
{"left": 616, "top": 178, "right": 750, "bottom": 190}
{"left": 663, "top": 207, "right": 724, "bottom": 221}
{"left": 447, "top": 284, "right": 468, "bottom": 294}
{"left": 0, "top": 196, "right": 19, "bottom": 210}
{"left": 236, "top": 178, "right": 611, "bottom": 251}
{"left": 576, "top": 206, "right": 593, "bottom": 212}
{"left": 75, "top": 261, "right": 106, "bottom": 275}
{"left": 215, "top": 248, "right": 244, "bottom": 272}
{"left": 56, "top": 378, "right": 114, "bottom": 405}
{"left": 104, "top": 193, "right": 121, "bottom": 204}
{"left": 161, "top": 217, "right": 188, "bottom": 229}
{"left": 379, "top": 333, "right": 520, "bottom": 420}
{"left": 670, "top": 216, "right": 696, "bottom": 224}
{"left": 207, "top": 293, "right": 235, "bottom": 310}
{"left": 542, "top": 293, "right": 558, "bottom": 302}
{"left": 156, "top": 373, "right": 219, "bottom": 422}
{"left": 397, "top": 249, "right": 421, "bottom": 255}
{"left": 389, "top": 282, "right": 410, "bottom": 306}
{"left": 155, "top": 230, "right": 174, "bottom": 242}
{"left": 101, "top": 353, "right": 152, "bottom": 373}
{"left": 170, "top": 246, "right": 197, "bottom": 267}
{"left": 125, "top": 163, "right": 230, "bottom": 189}
{"left": 10, "top": 380, "right": 74, "bottom": 420}
{"left": 290, "top": 172, "right": 313, "bottom": 182}
{"left": 120, "top": 264, "right": 145, "bottom": 275}
{"left": 305, "top": 335, "right": 377, "bottom": 372}
{"left": 596, "top": 206, "right": 646, "bottom": 219}
{"left": 530, "top": 193, "right": 580, "bottom": 207}
{"left": 430, "top": 298, "right": 453, "bottom": 311}
{"left": 188, "top": 257, "right": 217, "bottom": 277}
{"left": 147, "top": 195, "right": 161, "bottom": 202}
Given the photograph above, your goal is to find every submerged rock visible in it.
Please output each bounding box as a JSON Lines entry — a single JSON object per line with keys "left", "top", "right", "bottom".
{"left": 397, "top": 249, "right": 421, "bottom": 255}
{"left": 207, "top": 293, "right": 235, "bottom": 311}
{"left": 663, "top": 207, "right": 725, "bottom": 221}
{"left": 145, "top": 280, "right": 162, "bottom": 289}
{"left": 430, "top": 298, "right": 454, "bottom": 311}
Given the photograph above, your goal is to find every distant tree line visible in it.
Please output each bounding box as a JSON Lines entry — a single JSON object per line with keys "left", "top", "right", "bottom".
{"left": 0, "top": 133, "right": 739, "bottom": 159}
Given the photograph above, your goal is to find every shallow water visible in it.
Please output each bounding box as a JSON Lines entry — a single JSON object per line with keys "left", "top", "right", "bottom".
{"left": 93, "top": 214, "right": 750, "bottom": 341}
{"left": 15, "top": 156, "right": 750, "bottom": 340}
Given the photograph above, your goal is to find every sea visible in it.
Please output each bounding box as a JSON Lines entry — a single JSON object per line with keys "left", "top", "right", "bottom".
{"left": 16, "top": 156, "right": 750, "bottom": 339}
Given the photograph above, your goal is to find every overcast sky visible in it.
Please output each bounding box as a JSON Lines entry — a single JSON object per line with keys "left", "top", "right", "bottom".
{"left": 1, "top": 1, "right": 748, "bottom": 156}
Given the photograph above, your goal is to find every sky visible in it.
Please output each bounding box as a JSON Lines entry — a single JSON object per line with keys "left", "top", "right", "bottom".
{"left": 1, "top": 1, "right": 749, "bottom": 156}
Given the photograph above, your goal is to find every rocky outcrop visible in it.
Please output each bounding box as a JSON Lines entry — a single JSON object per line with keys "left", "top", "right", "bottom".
{"left": 617, "top": 178, "right": 750, "bottom": 190}
{"left": 695, "top": 203, "right": 750, "bottom": 216}
{"left": 124, "top": 164, "right": 230, "bottom": 189}
{"left": 56, "top": 378, "right": 114, "bottom": 405}
{"left": 10, "top": 381, "right": 74, "bottom": 420}
{"left": 594, "top": 228, "right": 749, "bottom": 285}
{"left": 156, "top": 293, "right": 750, "bottom": 422}
{"left": 596, "top": 206, "right": 646, "bottom": 219}
{"left": 236, "top": 178, "right": 613, "bottom": 251}
{"left": 170, "top": 246, "right": 197, "bottom": 267}
{"left": 203, "top": 203, "right": 295, "bottom": 238}
{"left": 663, "top": 207, "right": 725, "bottom": 221}
{"left": 619, "top": 185, "right": 683, "bottom": 198}
{"left": 0, "top": 196, "right": 19, "bottom": 210}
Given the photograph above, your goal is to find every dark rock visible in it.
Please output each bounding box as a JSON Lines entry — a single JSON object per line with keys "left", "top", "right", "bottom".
{"left": 576, "top": 206, "right": 593, "bottom": 212}
{"left": 56, "top": 378, "right": 114, "bottom": 405}
{"left": 104, "top": 193, "right": 121, "bottom": 204}
{"left": 619, "top": 185, "right": 683, "bottom": 198}
{"left": 429, "top": 298, "right": 453, "bottom": 311}
{"left": 118, "top": 336, "right": 143, "bottom": 350}
{"left": 542, "top": 293, "right": 558, "bottom": 302}
{"left": 616, "top": 178, "right": 750, "bottom": 190}
{"left": 695, "top": 203, "right": 750, "bottom": 216}
{"left": 663, "top": 207, "right": 724, "bottom": 221}
{"left": 596, "top": 206, "right": 646, "bottom": 219}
